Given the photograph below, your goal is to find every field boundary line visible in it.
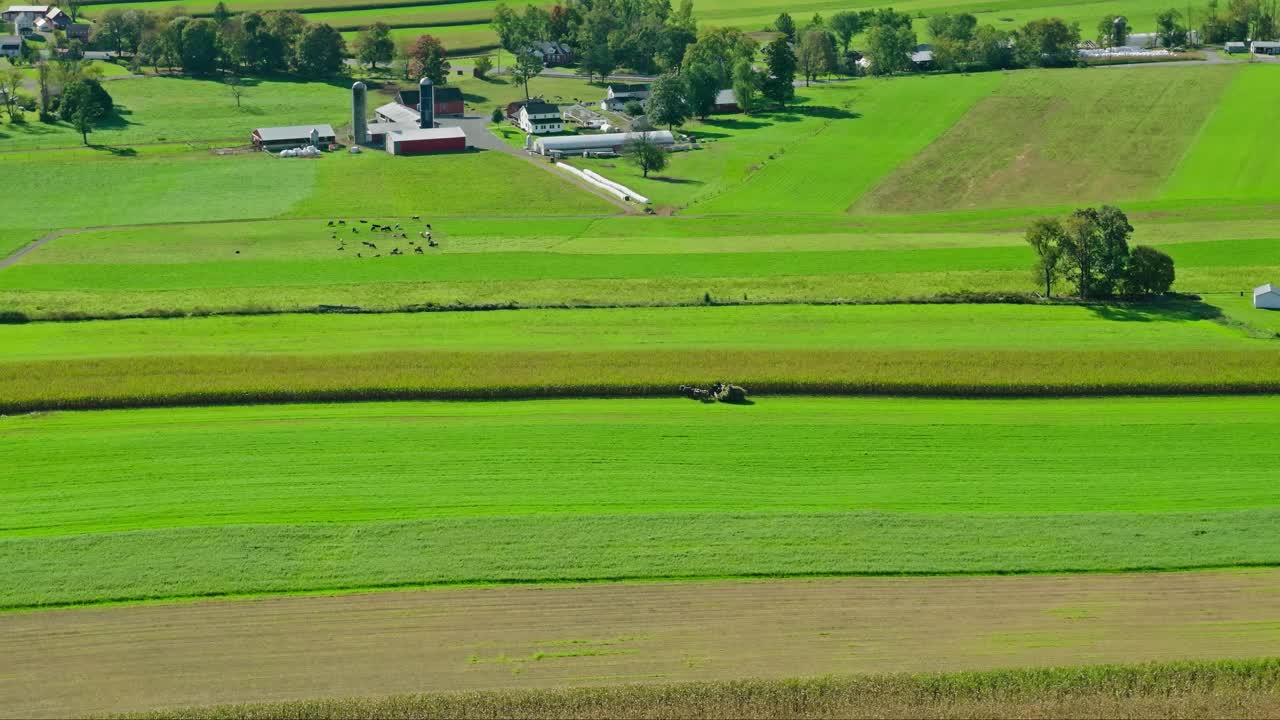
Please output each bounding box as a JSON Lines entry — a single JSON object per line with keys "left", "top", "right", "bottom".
{"left": 4, "top": 562, "right": 1280, "bottom": 614}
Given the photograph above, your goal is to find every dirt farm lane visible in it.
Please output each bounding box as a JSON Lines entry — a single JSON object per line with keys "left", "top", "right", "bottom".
{"left": 3, "top": 570, "right": 1280, "bottom": 718}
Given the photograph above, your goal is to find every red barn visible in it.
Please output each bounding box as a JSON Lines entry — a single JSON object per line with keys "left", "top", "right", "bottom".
{"left": 386, "top": 126, "right": 467, "bottom": 155}
{"left": 431, "top": 86, "right": 465, "bottom": 116}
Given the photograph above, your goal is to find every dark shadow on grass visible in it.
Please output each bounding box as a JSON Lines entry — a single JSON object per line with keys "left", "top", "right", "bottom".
{"left": 700, "top": 117, "right": 771, "bottom": 131}
{"left": 1086, "top": 297, "right": 1224, "bottom": 322}
{"left": 89, "top": 144, "right": 138, "bottom": 156}
{"left": 649, "top": 176, "right": 702, "bottom": 185}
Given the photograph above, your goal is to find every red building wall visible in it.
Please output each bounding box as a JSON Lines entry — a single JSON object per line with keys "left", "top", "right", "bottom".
{"left": 396, "top": 136, "right": 466, "bottom": 155}
{"left": 434, "top": 100, "right": 465, "bottom": 116}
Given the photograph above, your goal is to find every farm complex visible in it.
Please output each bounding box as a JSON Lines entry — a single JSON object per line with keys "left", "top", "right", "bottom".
{"left": 4, "top": 0, "right": 1280, "bottom": 715}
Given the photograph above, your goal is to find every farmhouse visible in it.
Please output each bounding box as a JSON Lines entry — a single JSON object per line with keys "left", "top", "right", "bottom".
{"left": 1226, "top": 41, "right": 1248, "bottom": 53}
{"left": 1254, "top": 283, "right": 1280, "bottom": 309}
{"left": 1, "top": 4, "right": 48, "bottom": 32}
{"left": 66, "top": 21, "right": 87, "bottom": 39}
{"left": 601, "top": 83, "right": 649, "bottom": 111}
{"left": 713, "top": 89, "right": 739, "bottom": 113}
{"left": 522, "top": 40, "right": 572, "bottom": 66}
{"left": 33, "top": 5, "right": 67, "bottom": 30}
{"left": 0, "top": 34, "right": 20, "bottom": 56}
{"left": 385, "top": 125, "right": 467, "bottom": 156}
{"left": 517, "top": 101, "right": 563, "bottom": 134}
{"left": 397, "top": 86, "right": 464, "bottom": 117}
{"left": 1250, "top": 40, "right": 1280, "bottom": 54}
{"left": 252, "top": 124, "right": 335, "bottom": 152}
{"left": 910, "top": 44, "right": 934, "bottom": 67}
{"left": 533, "top": 130, "right": 674, "bottom": 156}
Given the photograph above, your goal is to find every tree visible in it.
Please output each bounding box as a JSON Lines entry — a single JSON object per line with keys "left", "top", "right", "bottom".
{"left": 59, "top": 78, "right": 113, "bottom": 144}
{"left": 774, "top": 12, "right": 796, "bottom": 40}
{"left": 17, "top": 37, "right": 38, "bottom": 64}
{"left": 829, "top": 10, "right": 864, "bottom": 54}
{"left": 1025, "top": 217, "right": 1066, "bottom": 298}
{"left": 1015, "top": 17, "right": 1080, "bottom": 67}
{"left": 646, "top": 71, "right": 689, "bottom": 129}
{"left": 180, "top": 18, "right": 220, "bottom": 75}
{"left": 574, "top": 2, "right": 618, "bottom": 82}
{"left": 1, "top": 68, "right": 24, "bottom": 122}
{"left": 623, "top": 99, "right": 645, "bottom": 116}
{"left": 294, "top": 23, "right": 346, "bottom": 77}
{"left": 406, "top": 34, "right": 450, "bottom": 84}
{"left": 1155, "top": 8, "right": 1188, "bottom": 46}
{"left": 655, "top": 0, "right": 697, "bottom": 71}
{"left": 796, "top": 28, "right": 835, "bottom": 85}
{"left": 94, "top": 8, "right": 147, "bottom": 57}
{"left": 212, "top": 1, "right": 231, "bottom": 24}
{"left": 1097, "top": 14, "right": 1128, "bottom": 47}
{"left": 761, "top": 35, "right": 795, "bottom": 106}
{"left": 682, "top": 27, "right": 757, "bottom": 88}
{"left": 864, "top": 23, "right": 915, "bottom": 75}
{"left": 928, "top": 12, "right": 977, "bottom": 42}
{"left": 510, "top": 48, "right": 542, "bottom": 99}
{"left": 1124, "top": 246, "right": 1175, "bottom": 295}
{"left": 490, "top": 106, "right": 504, "bottom": 122}
{"left": 353, "top": 22, "right": 394, "bottom": 69}
{"left": 732, "top": 57, "right": 759, "bottom": 114}
{"left": 971, "top": 24, "right": 1014, "bottom": 70}
{"left": 624, "top": 133, "right": 668, "bottom": 177}
{"left": 683, "top": 61, "right": 718, "bottom": 119}
{"left": 226, "top": 75, "right": 245, "bottom": 107}
{"left": 490, "top": 3, "right": 524, "bottom": 51}
{"left": 1060, "top": 205, "right": 1132, "bottom": 299}
{"left": 473, "top": 54, "right": 494, "bottom": 78}
{"left": 34, "top": 59, "right": 52, "bottom": 120}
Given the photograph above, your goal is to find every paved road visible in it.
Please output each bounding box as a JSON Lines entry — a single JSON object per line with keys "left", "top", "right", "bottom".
{"left": 436, "top": 114, "right": 633, "bottom": 213}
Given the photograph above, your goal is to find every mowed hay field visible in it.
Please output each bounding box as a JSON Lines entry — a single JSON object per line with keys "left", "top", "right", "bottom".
{"left": 4, "top": 396, "right": 1280, "bottom": 608}
{"left": 3, "top": 574, "right": 1280, "bottom": 718}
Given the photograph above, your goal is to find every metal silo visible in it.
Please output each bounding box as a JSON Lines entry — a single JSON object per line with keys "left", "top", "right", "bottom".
{"left": 351, "top": 81, "right": 368, "bottom": 145}
{"left": 419, "top": 77, "right": 434, "bottom": 129}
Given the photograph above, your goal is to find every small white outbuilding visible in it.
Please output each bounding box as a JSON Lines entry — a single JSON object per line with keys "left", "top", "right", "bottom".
{"left": 1254, "top": 283, "right": 1280, "bottom": 309}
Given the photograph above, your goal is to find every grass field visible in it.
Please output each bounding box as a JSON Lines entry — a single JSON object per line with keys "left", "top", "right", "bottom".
{"left": 857, "top": 66, "right": 1235, "bottom": 213}
{"left": 3, "top": 396, "right": 1280, "bottom": 607}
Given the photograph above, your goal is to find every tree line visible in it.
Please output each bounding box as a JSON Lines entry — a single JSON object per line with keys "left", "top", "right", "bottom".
{"left": 1025, "top": 206, "right": 1175, "bottom": 299}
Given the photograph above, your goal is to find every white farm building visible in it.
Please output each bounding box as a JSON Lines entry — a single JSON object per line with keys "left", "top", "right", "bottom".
{"left": 1254, "top": 283, "right": 1280, "bottom": 309}
{"left": 532, "top": 130, "right": 675, "bottom": 156}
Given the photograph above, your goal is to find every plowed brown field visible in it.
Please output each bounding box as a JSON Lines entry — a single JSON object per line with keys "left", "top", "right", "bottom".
{"left": 4, "top": 570, "right": 1280, "bottom": 718}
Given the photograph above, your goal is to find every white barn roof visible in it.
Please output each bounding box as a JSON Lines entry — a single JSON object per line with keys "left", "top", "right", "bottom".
{"left": 254, "top": 124, "right": 335, "bottom": 142}
{"left": 714, "top": 89, "right": 736, "bottom": 105}
{"left": 375, "top": 102, "right": 418, "bottom": 125}
{"left": 1254, "top": 283, "right": 1277, "bottom": 296}
{"left": 534, "top": 130, "right": 674, "bottom": 153}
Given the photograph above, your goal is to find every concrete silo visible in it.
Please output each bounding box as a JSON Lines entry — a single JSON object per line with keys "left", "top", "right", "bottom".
{"left": 419, "top": 77, "right": 434, "bottom": 129}
{"left": 351, "top": 81, "right": 368, "bottom": 145}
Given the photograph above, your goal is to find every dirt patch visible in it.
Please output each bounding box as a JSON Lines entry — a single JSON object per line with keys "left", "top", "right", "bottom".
{"left": 3, "top": 570, "right": 1279, "bottom": 718}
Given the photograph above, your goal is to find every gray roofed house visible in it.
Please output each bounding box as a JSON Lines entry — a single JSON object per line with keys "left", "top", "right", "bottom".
{"left": 1251, "top": 40, "right": 1280, "bottom": 54}
{"left": 713, "top": 88, "right": 739, "bottom": 113}
{"left": 0, "top": 34, "right": 21, "bottom": 57}
{"left": 1226, "top": 41, "right": 1248, "bottom": 53}
{"left": 1255, "top": 283, "right": 1280, "bottom": 309}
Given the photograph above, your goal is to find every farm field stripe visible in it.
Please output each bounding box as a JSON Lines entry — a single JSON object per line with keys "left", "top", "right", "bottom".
{"left": 122, "top": 659, "right": 1280, "bottom": 720}
{"left": 5, "top": 348, "right": 1280, "bottom": 412}
{"left": 3, "top": 570, "right": 1278, "bottom": 718}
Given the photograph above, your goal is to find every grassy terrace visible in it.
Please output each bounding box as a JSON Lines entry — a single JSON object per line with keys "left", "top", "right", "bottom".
{"left": 3, "top": 395, "right": 1280, "bottom": 608}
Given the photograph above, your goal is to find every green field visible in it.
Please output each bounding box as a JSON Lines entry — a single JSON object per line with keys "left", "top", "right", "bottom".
{"left": 3, "top": 395, "right": 1279, "bottom": 608}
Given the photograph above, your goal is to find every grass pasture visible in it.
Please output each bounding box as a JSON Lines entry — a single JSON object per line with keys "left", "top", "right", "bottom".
{"left": 857, "top": 66, "right": 1236, "bottom": 213}
{"left": 3, "top": 396, "right": 1280, "bottom": 608}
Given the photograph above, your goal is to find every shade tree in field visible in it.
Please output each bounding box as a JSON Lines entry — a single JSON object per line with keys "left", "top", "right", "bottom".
{"left": 1015, "top": 17, "right": 1081, "bottom": 67}
{"left": 473, "top": 55, "right": 494, "bottom": 78}
{"left": 829, "top": 10, "right": 864, "bottom": 55}
{"left": 1123, "top": 246, "right": 1176, "bottom": 295}
{"left": 180, "top": 18, "right": 222, "bottom": 75}
{"left": 762, "top": 35, "right": 796, "bottom": 106}
{"left": 796, "top": 28, "right": 836, "bottom": 85}
{"left": 864, "top": 22, "right": 916, "bottom": 75}
{"left": 59, "top": 78, "right": 114, "bottom": 144}
{"left": 406, "top": 34, "right": 450, "bottom": 84}
{"left": 624, "top": 133, "right": 668, "bottom": 177}
{"left": 646, "top": 71, "right": 690, "bottom": 129}
{"left": 1, "top": 68, "right": 24, "bottom": 122}
{"left": 353, "top": 22, "right": 395, "bottom": 70}
{"left": 1025, "top": 217, "right": 1066, "bottom": 298}
{"left": 510, "top": 49, "right": 543, "bottom": 99}
{"left": 1026, "top": 206, "right": 1170, "bottom": 299}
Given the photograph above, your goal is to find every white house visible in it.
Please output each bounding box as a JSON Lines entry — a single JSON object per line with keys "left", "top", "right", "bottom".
{"left": 517, "top": 101, "right": 562, "bottom": 134}
{"left": 1254, "top": 283, "right": 1280, "bottom": 309}
{"left": 600, "top": 83, "right": 649, "bottom": 111}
